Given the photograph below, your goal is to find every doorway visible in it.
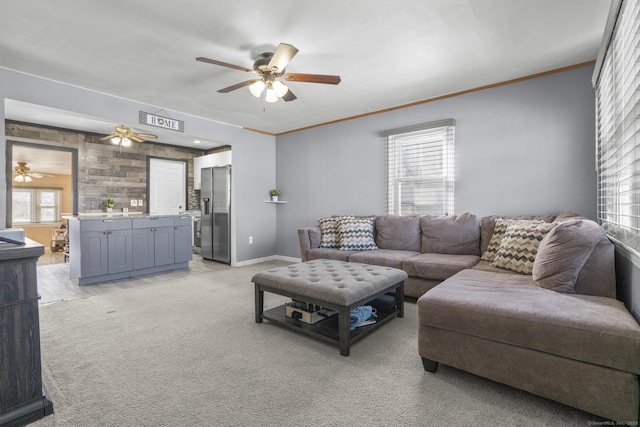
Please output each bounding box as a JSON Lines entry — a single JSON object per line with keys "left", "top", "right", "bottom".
{"left": 6, "top": 141, "right": 78, "bottom": 265}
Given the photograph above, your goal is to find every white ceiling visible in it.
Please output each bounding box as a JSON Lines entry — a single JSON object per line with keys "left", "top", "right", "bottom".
{"left": 1, "top": 0, "right": 610, "bottom": 139}
{"left": 11, "top": 144, "right": 72, "bottom": 175}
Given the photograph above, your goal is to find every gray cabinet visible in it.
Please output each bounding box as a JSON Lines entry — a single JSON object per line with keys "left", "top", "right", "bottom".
{"left": 174, "top": 215, "right": 193, "bottom": 264}
{"left": 132, "top": 217, "right": 175, "bottom": 269}
{"left": 69, "top": 215, "right": 191, "bottom": 285}
{"left": 71, "top": 219, "right": 132, "bottom": 284}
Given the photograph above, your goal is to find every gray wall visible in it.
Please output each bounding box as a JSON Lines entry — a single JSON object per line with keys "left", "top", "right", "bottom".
{"left": 275, "top": 65, "right": 597, "bottom": 258}
{"left": 0, "top": 68, "right": 278, "bottom": 265}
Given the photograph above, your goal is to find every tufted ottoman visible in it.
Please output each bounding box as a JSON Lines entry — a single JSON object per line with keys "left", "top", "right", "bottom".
{"left": 253, "top": 259, "right": 408, "bottom": 356}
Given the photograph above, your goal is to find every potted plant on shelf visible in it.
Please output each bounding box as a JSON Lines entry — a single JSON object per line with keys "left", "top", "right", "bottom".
{"left": 105, "top": 193, "right": 114, "bottom": 212}
{"left": 270, "top": 189, "right": 280, "bottom": 202}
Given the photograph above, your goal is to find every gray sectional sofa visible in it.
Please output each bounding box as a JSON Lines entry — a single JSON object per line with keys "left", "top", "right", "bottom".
{"left": 298, "top": 212, "right": 640, "bottom": 423}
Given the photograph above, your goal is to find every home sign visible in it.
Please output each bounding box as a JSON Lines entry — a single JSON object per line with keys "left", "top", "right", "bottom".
{"left": 139, "top": 111, "right": 184, "bottom": 132}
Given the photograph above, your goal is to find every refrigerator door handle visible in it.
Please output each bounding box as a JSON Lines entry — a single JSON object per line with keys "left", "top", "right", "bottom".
{"left": 202, "top": 198, "right": 210, "bottom": 215}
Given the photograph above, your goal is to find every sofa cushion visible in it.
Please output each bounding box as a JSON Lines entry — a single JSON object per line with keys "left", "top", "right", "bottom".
{"left": 421, "top": 213, "right": 480, "bottom": 255}
{"left": 418, "top": 269, "right": 640, "bottom": 374}
{"left": 349, "top": 249, "right": 420, "bottom": 269}
{"left": 492, "top": 221, "right": 556, "bottom": 274}
{"left": 318, "top": 216, "right": 352, "bottom": 249}
{"left": 403, "top": 253, "right": 480, "bottom": 281}
{"left": 307, "top": 248, "right": 357, "bottom": 262}
{"left": 375, "top": 215, "right": 421, "bottom": 251}
{"left": 338, "top": 216, "right": 378, "bottom": 251}
{"left": 533, "top": 219, "right": 607, "bottom": 293}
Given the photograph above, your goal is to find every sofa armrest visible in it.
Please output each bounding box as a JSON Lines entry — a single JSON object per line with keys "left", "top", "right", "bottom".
{"left": 298, "top": 226, "right": 321, "bottom": 262}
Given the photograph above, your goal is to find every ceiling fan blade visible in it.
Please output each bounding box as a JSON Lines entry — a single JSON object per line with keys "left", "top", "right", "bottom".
{"left": 283, "top": 73, "right": 341, "bottom": 85}
{"left": 268, "top": 43, "right": 298, "bottom": 74}
{"left": 133, "top": 133, "right": 157, "bottom": 139}
{"left": 30, "top": 173, "right": 44, "bottom": 178}
{"left": 282, "top": 89, "right": 297, "bottom": 102}
{"left": 100, "top": 133, "right": 118, "bottom": 140}
{"left": 218, "top": 79, "right": 259, "bottom": 93}
{"left": 196, "top": 57, "right": 254, "bottom": 73}
{"left": 129, "top": 136, "right": 144, "bottom": 143}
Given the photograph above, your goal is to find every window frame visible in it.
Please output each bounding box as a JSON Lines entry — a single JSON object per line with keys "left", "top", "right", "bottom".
{"left": 12, "top": 187, "right": 63, "bottom": 224}
{"left": 593, "top": 0, "right": 640, "bottom": 253}
{"left": 384, "top": 119, "right": 455, "bottom": 216}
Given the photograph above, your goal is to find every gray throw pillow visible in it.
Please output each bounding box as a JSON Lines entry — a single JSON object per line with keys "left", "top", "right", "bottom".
{"left": 533, "top": 219, "right": 607, "bottom": 293}
{"left": 421, "top": 213, "right": 480, "bottom": 255}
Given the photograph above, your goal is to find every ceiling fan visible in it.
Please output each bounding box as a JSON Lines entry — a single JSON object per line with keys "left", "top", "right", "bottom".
{"left": 100, "top": 124, "right": 157, "bottom": 146}
{"left": 13, "top": 161, "right": 55, "bottom": 183}
{"left": 196, "top": 43, "right": 341, "bottom": 103}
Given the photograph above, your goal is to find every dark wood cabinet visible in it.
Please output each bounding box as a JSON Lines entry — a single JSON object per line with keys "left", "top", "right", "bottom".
{"left": 0, "top": 239, "right": 53, "bottom": 426}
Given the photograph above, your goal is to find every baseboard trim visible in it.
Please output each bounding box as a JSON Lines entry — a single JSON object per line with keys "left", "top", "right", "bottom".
{"left": 0, "top": 392, "right": 53, "bottom": 427}
{"left": 232, "top": 255, "right": 300, "bottom": 267}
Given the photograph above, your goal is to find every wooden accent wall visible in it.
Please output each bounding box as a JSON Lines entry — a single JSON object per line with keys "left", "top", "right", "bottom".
{"left": 6, "top": 122, "right": 204, "bottom": 213}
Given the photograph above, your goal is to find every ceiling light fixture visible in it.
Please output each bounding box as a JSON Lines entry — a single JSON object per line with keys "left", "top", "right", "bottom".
{"left": 111, "top": 136, "right": 131, "bottom": 147}
{"left": 249, "top": 77, "right": 289, "bottom": 103}
{"left": 14, "top": 161, "right": 34, "bottom": 183}
{"left": 14, "top": 174, "right": 32, "bottom": 183}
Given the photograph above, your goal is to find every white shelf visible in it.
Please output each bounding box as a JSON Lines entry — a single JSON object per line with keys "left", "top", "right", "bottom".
{"left": 265, "top": 200, "right": 287, "bottom": 204}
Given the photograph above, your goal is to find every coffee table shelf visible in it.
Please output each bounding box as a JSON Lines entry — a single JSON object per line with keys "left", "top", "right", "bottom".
{"left": 261, "top": 304, "right": 400, "bottom": 348}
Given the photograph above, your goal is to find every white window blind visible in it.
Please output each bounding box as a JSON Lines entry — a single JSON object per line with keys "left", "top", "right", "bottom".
{"left": 595, "top": 0, "right": 640, "bottom": 250}
{"left": 385, "top": 119, "right": 455, "bottom": 216}
{"left": 12, "top": 188, "right": 62, "bottom": 224}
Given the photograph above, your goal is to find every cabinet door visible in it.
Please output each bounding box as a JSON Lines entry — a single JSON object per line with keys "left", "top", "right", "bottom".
{"left": 108, "top": 229, "right": 133, "bottom": 274}
{"left": 153, "top": 227, "right": 174, "bottom": 266}
{"left": 174, "top": 225, "right": 193, "bottom": 264}
{"left": 132, "top": 228, "right": 154, "bottom": 270}
{"left": 80, "top": 231, "right": 109, "bottom": 277}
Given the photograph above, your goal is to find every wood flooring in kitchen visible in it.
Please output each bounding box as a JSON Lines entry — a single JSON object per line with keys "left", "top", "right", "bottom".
{"left": 36, "top": 252, "right": 231, "bottom": 305}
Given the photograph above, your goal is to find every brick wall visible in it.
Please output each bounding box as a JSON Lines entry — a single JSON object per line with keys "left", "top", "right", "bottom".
{"left": 6, "top": 122, "right": 205, "bottom": 212}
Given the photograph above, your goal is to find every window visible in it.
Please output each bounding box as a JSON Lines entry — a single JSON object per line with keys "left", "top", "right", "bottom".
{"left": 594, "top": 0, "right": 640, "bottom": 250}
{"left": 12, "top": 188, "right": 62, "bottom": 224}
{"left": 385, "top": 119, "right": 455, "bottom": 216}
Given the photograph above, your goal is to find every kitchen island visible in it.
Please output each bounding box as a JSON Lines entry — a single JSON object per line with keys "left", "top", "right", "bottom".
{"left": 66, "top": 214, "right": 193, "bottom": 285}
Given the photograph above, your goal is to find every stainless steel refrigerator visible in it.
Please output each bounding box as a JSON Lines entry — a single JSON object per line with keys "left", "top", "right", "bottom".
{"left": 200, "top": 165, "right": 231, "bottom": 263}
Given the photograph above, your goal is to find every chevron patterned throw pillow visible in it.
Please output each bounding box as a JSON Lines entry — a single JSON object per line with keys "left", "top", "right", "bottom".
{"left": 492, "top": 221, "right": 557, "bottom": 274}
{"left": 481, "top": 218, "right": 543, "bottom": 262}
{"left": 338, "top": 216, "right": 378, "bottom": 251}
{"left": 318, "top": 216, "right": 353, "bottom": 248}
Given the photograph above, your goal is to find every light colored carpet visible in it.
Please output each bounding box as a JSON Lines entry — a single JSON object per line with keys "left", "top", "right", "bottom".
{"left": 30, "top": 261, "right": 602, "bottom": 426}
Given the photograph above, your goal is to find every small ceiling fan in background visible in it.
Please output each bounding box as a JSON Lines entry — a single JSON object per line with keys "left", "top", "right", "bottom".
{"left": 196, "top": 42, "right": 341, "bottom": 103}
{"left": 13, "top": 161, "right": 55, "bottom": 183}
{"left": 100, "top": 124, "right": 157, "bottom": 146}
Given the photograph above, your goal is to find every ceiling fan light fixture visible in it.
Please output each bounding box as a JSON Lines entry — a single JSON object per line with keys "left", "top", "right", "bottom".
{"left": 14, "top": 174, "right": 24, "bottom": 183}
{"left": 273, "top": 80, "right": 289, "bottom": 97}
{"left": 121, "top": 137, "right": 131, "bottom": 147}
{"left": 111, "top": 136, "right": 121, "bottom": 145}
{"left": 249, "top": 80, "right": 265, "bottom": 97}
{"left": 25, "top": 175, "right": 33, "bottom": 183}
{"left": 265, "top": 90, "right": 279, "bottom": 103}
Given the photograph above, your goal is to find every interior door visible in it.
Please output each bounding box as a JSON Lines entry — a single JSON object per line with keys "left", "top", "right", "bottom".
{"left": 149, "top": 158, "right": 186, "bottom": 215}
